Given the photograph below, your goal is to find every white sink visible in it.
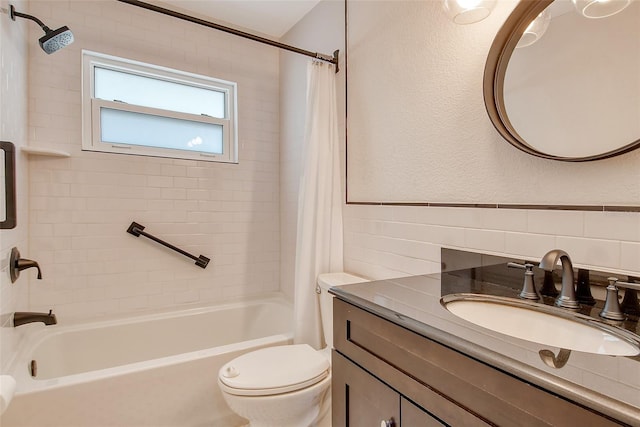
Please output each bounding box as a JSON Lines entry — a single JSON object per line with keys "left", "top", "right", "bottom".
{"left": 441, "top": 294, "right": 640, "bottom": 356}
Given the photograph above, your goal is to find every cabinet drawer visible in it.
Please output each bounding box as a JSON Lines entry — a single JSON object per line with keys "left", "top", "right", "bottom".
{"left": 333, "top": 298, "right": 624, "bottom": 426}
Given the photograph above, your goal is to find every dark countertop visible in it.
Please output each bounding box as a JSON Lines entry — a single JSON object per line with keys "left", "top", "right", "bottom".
{"left": 331, "top": 269, "right": 640, "bottom": 426}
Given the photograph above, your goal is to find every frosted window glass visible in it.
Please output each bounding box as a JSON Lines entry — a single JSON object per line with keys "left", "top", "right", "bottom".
{"left": 100, "top": 108, "right": 223, "bottom": 154}
{"left": 94, "top": 67, "right": 226, "bottom": 118}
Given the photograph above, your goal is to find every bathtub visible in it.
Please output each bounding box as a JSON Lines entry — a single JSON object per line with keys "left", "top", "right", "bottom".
{"left": 1, "top": 296, "right": 293, "bottom": 427}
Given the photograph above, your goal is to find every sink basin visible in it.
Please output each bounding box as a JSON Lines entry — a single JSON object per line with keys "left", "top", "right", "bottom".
{"left": 441, "top": 294, "right": 640, "bottom": 356}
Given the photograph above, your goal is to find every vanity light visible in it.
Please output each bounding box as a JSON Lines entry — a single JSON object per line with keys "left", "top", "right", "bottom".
{"left": 442, "top": 0, "right": 496, "bottom": 25}
{"left": 516, "top": 9, "right": 551, "bottom": 48}
{"left": 572, "top": 0, "right": 631, "bottom": 18}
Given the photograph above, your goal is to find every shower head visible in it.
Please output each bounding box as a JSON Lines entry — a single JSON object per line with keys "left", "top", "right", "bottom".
{"left": 9, "top": 5, "right": 74, "bottom": 54}
{"left": 38, "top": 25, "right": 74, "bottom": 54}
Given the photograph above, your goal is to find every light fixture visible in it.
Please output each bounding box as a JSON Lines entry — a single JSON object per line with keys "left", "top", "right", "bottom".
{"left": 572, "top": 0, "right": 631, "bottom": 18}
{"left": 442, "top": 0, "right": 496, "bottom": 25}
{"left": 9, "top": 4, "right": 74, "bottom": 54}
{"left": 516, "top": 9, "right": 551, "bottom": 48}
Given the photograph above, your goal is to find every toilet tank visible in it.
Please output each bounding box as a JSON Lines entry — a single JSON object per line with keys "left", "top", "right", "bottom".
{"left": 317, "top": 272, "right": 369, "bottom": 349}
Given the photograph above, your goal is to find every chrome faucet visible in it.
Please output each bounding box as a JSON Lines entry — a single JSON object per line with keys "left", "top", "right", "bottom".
{"left": 13, "top": 310, "right": 57, "bottom": 327}
{"left": 539, "top": 249, "right": 579, "bottom": 309}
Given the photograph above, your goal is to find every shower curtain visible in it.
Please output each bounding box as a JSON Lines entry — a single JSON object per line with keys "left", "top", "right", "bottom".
{"left": 293, "top": 60, "right": 343, "bottom": 350}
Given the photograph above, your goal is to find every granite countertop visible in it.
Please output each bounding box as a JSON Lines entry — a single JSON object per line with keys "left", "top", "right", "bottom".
{"left": 331, "top": 268, "right": 640, "bottom": 426}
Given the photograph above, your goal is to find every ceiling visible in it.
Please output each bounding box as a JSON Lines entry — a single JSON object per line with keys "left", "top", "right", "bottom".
{"left": 160, "top": 0, "right": 322, "bottom": 38}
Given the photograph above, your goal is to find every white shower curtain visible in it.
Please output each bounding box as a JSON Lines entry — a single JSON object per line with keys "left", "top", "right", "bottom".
{"left": 293, "top": 60, "right": 344, "bottom": 350}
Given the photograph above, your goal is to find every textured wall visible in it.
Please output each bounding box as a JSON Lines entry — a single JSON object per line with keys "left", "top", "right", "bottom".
{"left": 24, "top": 0, "right": 281, "bottom": 320}
{"left": 346, "top": 0, "right": 640, "bottom": 205}
{"left": 339, "top": 1, "right": 639, "bottom": 279}
{"left": 0, "top": 0, "right": 29, "bottom": 372}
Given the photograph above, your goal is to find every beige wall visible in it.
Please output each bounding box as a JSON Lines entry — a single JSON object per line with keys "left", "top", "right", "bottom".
{"left": 346, "top": 0, "right": 640, "bottom": 205}
{"left": 340, "top": 0, "right": 639, "bottom": 279}
{"left": 23, "top": 0, "right": 281, "bottom": 321}
{"left": 0, "top": 0, "right": 30, "bottom": 372}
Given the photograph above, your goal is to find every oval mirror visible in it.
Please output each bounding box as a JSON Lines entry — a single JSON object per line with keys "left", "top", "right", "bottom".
{"left": 484, "top": 0, "right": 640, "bottom": 161}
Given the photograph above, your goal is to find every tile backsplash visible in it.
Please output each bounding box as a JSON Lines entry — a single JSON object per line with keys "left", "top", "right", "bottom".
{"left": 344, "top": 204, "right": 640, "bottom": 280}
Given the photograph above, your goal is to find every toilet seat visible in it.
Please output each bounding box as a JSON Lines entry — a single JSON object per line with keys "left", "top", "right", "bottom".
{"left": 218, "top": 344, "right": 330, "bottom": 396}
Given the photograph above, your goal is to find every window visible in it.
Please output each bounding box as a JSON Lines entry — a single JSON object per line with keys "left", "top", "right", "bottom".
{"left": 82, "top": 51, "right": 237, "bottom": 163}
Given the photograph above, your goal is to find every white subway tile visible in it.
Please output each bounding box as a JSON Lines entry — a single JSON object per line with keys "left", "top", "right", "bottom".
{"left": 620, "top": 242, "right": 640, "bottom": 273}
{"left": 118, "top": 296, "right": 150, "bottom": 312}
{"left": 464, "top": 229, "right": 506, "bottom": 253}
{"left": 527, "top": 210, "right": 584, "bottom": 237}
{"left": 504, "top": 232, "right": 556, "bottom": 260}
{"left": 480, "top": 208, "right": 528, "bottom": 232}
{"left": 555, "top": 237, "right": 621, "bottom": 270}
{"left": 584, "top": 211, "right": 640, "bottom": 242}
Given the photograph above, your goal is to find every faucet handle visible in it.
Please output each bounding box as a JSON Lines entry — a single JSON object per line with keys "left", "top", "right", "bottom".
{"left": 599, "top": 277, "right": 625, "bottom": 321}
{"left": 507, "top": 262, "right": 539, "bottom": 300}
{"left": 507, "top": 262, "right": 534, "bottom": 270}
{"left": 614, "top": 279, "right": 640, "bottom": 292}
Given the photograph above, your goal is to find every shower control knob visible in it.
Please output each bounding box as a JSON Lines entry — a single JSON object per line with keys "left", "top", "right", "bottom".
{"left": 380, "top": 419, "right": 394, "bottom": 427}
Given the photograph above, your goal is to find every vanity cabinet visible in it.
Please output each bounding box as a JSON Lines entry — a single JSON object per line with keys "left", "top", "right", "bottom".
{"left": 332, "top": 298, "right": 626, "bottom": 427}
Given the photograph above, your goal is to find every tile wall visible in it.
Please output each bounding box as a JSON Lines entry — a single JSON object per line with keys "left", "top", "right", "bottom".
{"left": 0, "top": 0, "right": 29, "bottom": 372}
{"left": 22, "top": 0, "right": 281, "bottom": 321}
{"left": 343, "top": 204, "right": 640, "bottom": 279}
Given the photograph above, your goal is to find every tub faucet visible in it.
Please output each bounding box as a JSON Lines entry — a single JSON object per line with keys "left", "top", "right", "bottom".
{"left": 13, "top": 310, "right": 57, "bottom": 327}
{"left": 9, "top": 247, "right": 43, "bottom": 283}
{"left": 539, "top": 249, "right": 579, "bottom": 309}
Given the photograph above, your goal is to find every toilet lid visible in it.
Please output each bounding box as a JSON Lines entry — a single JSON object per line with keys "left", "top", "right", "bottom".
{"left": 218, "top": 344, "right": 330, "bottom": 396}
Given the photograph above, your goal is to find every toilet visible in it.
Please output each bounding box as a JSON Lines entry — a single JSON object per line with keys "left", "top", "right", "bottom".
{"left": 218, "top": 272, "right": 368, "bottom": 427}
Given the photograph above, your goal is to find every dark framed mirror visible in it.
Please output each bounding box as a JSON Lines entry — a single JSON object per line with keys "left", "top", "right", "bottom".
{"left": 1, "top": 141, "right": 16, "bottom": 229}
{"left": 484, "top": 0, "right": 640, "bottom": 162}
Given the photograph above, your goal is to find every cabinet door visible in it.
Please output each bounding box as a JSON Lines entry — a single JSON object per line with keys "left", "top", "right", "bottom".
{"left": 332, "top": 350, "right": 400, "bottom": 427}
{"left": 401, "top": 398, "right": 446, "bottom": 427}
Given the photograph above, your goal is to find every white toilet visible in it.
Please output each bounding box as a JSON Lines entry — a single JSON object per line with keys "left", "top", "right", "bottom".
{"left": 218, "top": 272, "right": 368, "bottom": 427}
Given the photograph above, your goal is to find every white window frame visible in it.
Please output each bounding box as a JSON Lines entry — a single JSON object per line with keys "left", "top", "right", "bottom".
{"left": 82, "top": 50, "right": 238, "bottom": 163}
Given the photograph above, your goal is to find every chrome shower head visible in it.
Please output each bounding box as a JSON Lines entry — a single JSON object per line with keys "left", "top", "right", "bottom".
{"left": 9, "top": 4, "right": 74, "bottom": 54}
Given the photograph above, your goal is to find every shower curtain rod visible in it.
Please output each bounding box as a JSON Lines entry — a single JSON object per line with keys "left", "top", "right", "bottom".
{"left": 116, "top": 0, "right": 339, "bottom": 72}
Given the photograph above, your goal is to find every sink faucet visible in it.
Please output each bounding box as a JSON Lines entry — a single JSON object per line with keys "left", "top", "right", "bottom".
{"left": 13, "top": 310, "right": 57, "bottom": 327}
{"left": 539, "top": 249, "right": 579, "bottom": 309}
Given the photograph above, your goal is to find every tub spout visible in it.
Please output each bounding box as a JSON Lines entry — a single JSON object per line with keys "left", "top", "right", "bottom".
{"left": 14, "top": 310, "right": 57, "bottom": 327}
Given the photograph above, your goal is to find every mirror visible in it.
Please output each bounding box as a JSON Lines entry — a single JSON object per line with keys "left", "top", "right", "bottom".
{"left": 1, "top": 141, "right": 16, "bottom": 229}
{"left": 484, "top": 0, "right": 640, "bottom": 161}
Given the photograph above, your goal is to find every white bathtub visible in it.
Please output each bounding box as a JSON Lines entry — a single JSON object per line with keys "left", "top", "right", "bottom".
{"left": 1, "top": 296, "right": 293, "bottom": 427}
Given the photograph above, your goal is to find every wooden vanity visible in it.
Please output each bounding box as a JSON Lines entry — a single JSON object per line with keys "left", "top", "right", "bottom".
{"left": 331, "top": 297, "right": 633, "bottom": 426}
